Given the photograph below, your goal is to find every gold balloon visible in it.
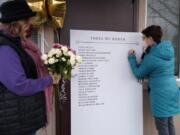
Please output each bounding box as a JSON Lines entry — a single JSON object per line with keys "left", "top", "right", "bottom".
{"left": 26, "top": 0, "right": 47, "bottom": 27}
{"left": 26, "top": 0, "right": 66, "bottom": 28}
{"left": 48, "top": 0, "right": 66, "bottom": 28}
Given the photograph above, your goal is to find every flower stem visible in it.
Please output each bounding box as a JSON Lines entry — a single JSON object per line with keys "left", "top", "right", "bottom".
{"left": 53, "top": 84, "right": 63, "bottom": 110}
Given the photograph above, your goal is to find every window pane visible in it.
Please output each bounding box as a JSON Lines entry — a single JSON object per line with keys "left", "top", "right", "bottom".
{"left": 31, "top": 28, "right": 41, "bottom": 49}
{"left": 147, "top": 0, "right": 180, "bottom": 75}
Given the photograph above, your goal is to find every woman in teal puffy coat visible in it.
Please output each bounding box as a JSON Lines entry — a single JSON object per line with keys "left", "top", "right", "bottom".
{"left": 128, "top": 25, "right": 180, "bottom": 135}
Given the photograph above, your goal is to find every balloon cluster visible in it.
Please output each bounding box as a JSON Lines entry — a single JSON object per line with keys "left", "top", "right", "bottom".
{"left": 27, "top": 0, "right": 66, "bottom": 28}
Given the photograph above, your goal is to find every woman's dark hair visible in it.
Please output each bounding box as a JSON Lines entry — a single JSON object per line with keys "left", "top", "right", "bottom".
{"left": 142, "top": 25, "right": 163, "bottom": 44}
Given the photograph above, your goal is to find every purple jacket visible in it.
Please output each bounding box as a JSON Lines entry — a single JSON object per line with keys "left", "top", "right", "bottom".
{"left": 0, "top": 45, "right": 53, "bottom": 96}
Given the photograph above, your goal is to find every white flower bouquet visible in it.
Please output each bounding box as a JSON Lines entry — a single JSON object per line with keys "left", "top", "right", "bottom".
{"left": 41, "top": 43, "right": 82, "bottom": 108}
{"left": 41, "top": 43, "right": 82, "bottom": 80}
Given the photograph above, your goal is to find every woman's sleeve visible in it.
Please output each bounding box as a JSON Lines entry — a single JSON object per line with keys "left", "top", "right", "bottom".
{"left": 0, "top": 46, "right": 53, "bottom": 96}
{"left": 128, "top": 54, "right": 154, "bottom": 79}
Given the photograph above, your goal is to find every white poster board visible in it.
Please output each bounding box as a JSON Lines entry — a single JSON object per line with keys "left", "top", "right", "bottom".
{"left": 70, "top": 30, "right": 143, "bottom": 135}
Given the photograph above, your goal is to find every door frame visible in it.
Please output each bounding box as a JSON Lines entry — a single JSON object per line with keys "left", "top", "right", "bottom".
{"left": 57, "top": 0, "right": 140, "bottom": 135}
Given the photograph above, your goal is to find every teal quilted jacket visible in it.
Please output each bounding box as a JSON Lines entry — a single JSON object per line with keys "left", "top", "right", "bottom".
{"left": 128, "top": 40, "right": 180, "bottom": 117}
